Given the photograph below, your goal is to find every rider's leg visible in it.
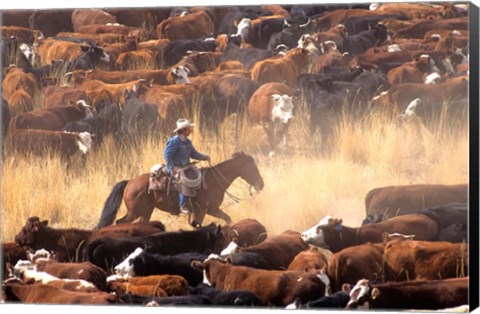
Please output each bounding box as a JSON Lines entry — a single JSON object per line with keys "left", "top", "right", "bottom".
{"left": 179, "top": 193, "right": 190, "bottom": 214}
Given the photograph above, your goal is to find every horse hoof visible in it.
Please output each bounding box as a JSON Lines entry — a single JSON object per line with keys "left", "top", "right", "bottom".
{"left": 191, "top": 221, "right": 201, "bottom": 228}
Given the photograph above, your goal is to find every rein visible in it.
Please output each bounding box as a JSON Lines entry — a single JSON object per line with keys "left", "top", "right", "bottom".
{"left": 207, "top": 160, "right": 255, "bottom": 203}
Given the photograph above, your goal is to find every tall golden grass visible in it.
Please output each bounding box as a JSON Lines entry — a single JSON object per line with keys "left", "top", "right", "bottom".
{"left": 0, "top": 99, "right": 468, "bottom": 242}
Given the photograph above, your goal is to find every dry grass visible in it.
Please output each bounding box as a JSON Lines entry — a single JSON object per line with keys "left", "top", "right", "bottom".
{"left": 0, "top": 100, "right": 468, "bottom": 242}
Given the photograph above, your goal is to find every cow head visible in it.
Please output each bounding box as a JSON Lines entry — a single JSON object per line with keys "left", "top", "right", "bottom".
{"left": 171, "top": 65, "right": 191, "bottom": 84}
{"left": 236, "top": 18, "right": 251, "bottom": 39}
{"left": 301, "top": 215, "right": 332, "bottom": 245}
{"left": 15, "top": 217, "right": 48, "bottom": 247}
{"left": 191, "top": 254, "right": 227, "bottom": 287}
{"left": 114, "top": 247, "right": 144, "bottom": 277}
{"left": 313, "top": 218, "right": 346, "bottom": 252}
{"left": 220, "top": 240, "right": 239, "bottom": 257}
{"left": 424, "top": 72, "right": 441, "bottom": 84}
{"left": 271, "top": 94, "right": 294, "bottom": 124}
{"left": 319, "top": 40, "right": 337, "bottom": 55}
{"left": 80, "top": 45, "right": 110, "bottom": 63}
{"left": 345, "top": 279, "right": 376, "bottom": 309}
{"left": 76, "top": 100, "right": 94, "bottom": 118}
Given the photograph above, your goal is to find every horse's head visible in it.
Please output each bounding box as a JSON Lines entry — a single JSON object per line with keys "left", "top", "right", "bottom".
{"left": 232, "top": 152, "right": 264, "bottom": 192}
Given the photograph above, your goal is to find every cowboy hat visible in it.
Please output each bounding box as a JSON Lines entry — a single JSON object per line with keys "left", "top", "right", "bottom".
{"left": 173, "top": 118, "right": 196, "bottom": 133}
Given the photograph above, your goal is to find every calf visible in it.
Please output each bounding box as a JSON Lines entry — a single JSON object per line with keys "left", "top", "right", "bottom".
{"left": 387, "top": 55, "right": 437, "bottom": 85}
{"left": 383, "top": 235, "right": 468, "bottom": 281}
{"left": 327, "top": 242, "right": 385, "bottom": 292}
{"left": 86, "top": 223, "right": 223, "bottom": 271}
{"left": 248, "top": 82, "right": 295, "bottom": 152}
{"left": 287, "top": 247, "right": 329, "bottom": 275}
{"left": 302, "top": 214, "right": 438, "bottom": 252}
{"left": 3, "top": 283, "right": 118, "bottom": 304}
{"left": 345, "top": 278, "right": 468, "bottom": 310}
{"left": 162, "top": 38, "right": 217, "bottom": 67}
{"left": 191, "top": 255, "right": 328, "bottom": 306}
{"left": 224, "top": 230, "right": 308, "bottom": 270}
{"left": 8, "top": 100, "right": 93, "bottom": 134}
{"left": 114, "top": 248, "right": 208, "bottom": 286}
{"left": 251, "top": 47, "right": 310, "bottom": 86}
{"left": 14, "top": 216, "right": 166, "bottom": 262}
{"left": 188, "top": 283, "right": 263, "bottom": 306}
{"left": 156, "top": 10, "right": 214, "bottom": 41}
{"left": 10, "top": 129, "right": 93, "bottom": 161}
{"left": 221, "top": 218, "right": 267, "bottom": 248}
{"left": 365, "top": 184, "right": 468, "bottom": 221}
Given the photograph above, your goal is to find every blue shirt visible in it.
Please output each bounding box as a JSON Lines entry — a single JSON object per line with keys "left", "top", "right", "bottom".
{"left": 164, "top": 135, "right": 206, "bottom": 173}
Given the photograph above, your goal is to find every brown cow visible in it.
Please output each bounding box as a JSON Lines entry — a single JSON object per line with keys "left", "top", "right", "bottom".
{"left": 73, "top": 68, "right": 171, "bottom": 85}
{"left": 396, "top": 17, "right": 468, "bottom": 39}
{"left": 191, "top": 255, "right": 328, "bottom": 306}
{"left": 251, "top": 48, "right": 310, "bottom": 86}
{"left": 248, "top": 82, "right": 295, "bottom": 151}
{"left": 327, "top": 243, "right": 385, "bottom": 292}
{"left": 345, "top": 277, "right": 468, "bottom": 310}
{"left": 365, "top": 184, "right": 468, "bottom": 220}
{"left": 287, "top": 247, "right": 329, "bottom": 275}
{"left": 10, "top": 129, "right": 93, "bottom": 161}
{"left": 2, "top": 67, "right": 37, "bottom": 102}
{"left": 230, "top": 230, "right": 309, "bottom": 270}
{"left": 71, "top": 9, "right": 117, "bottom": 32}
{"left": 101, "top": 37, "right": 138, "bottom": 67}
{"left": 2, "top": 242, "right": 29, "bottom": 277}
{"left": 215, "top": 61, "right": 245, "bottom": 72}
{"left": 303, "top": 214, "right": 438, "bottom": 253}
{"left": 14, "top": 217, "right": 165, "bottom": 262}
{"left": 77, "top": 24, "right": 150, "bottom": 41}
{"left": 42, "top": 86, "right": 87, "bottom": 108}
{"left": 108, "top": 282, "right": 168, "bottom": 297}
{"left": 387, "top": 55, "right": 436, "bottom": 85}
{"left": 3, "top": 283, "right": 118, "bottom": 304}
{"left": 313, "top": 41, "right": 350, "bottom": 73}
{"left": 109, "top": 275, "right": 189, "bottom": 296}
{"left": 0, "top": 26, "right": 37, "bottom": 45}
{"left": 30, "top": 255, "right": 108, "bottom": 291}
{"left": 383, "top": 235, "right": 468, "bottom": 281}
{"left": 175, "top": 51, "right": 220, "bottom": 77}
{"left": 7, "top": 89, "right": 34, "bottom": 116}
{"left": 8, "top": 100, "right": 93, "bottom": 134}
{"left": 156, "top": 10, "right": 214, "bottom": 41}
{"left": 55, "top": 32, "right": 126, "bottom": 45}
{"left": 312, "top": 24, "right": 348, "bottom": 46}
{"left": 221, "top": 219, "right": 267, "bottom": 248}
{"left": 115, "top": 50, "right": 158, "bottom": 70}
{"left": 35, "top": 38, "right": 86, "bottom": 65}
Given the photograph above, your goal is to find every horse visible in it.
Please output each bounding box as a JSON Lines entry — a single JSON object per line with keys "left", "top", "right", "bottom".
{"left": 96, "top": 152, "right": 264, "bottom": 228}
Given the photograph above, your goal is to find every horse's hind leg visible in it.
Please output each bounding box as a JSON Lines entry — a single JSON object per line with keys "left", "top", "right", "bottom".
{"left": 208, "top": 207, "right": 232, "bottom": 225}
{"left": 116, "top": 210, "right": 138, "bottom": 225}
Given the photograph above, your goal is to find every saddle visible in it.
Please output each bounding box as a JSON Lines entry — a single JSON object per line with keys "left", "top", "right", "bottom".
{"left": 148, "top": 163, "right": 204, "bottom": 197}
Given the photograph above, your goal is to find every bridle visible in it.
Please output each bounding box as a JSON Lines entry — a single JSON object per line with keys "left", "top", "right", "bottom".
{"left": 207, "top": 158, "right": 261, "bottom": 203}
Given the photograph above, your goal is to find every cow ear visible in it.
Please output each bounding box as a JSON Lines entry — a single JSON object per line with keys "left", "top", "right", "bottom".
{"left": 225, "top": 256, "right": 233, "bottom": 264}
{"left": 382, "top": 232, "right": 390, "bottom": 243}
{"left": 80, "top": 45, "right": 90, "bottom": 52}
{"left": 342, "top": 283, "right": 351, "bottom": 294}
{"left": 272, "top": 94, "right": 281, "bottom": 102}
{"left": 216, "top": 224, "right": 222, "bottom": 236}
{"left": 41, "top": 220, "right": 48, "bottom": 226}
{"left": 190, "top": 260, "right": 204, "bottom": 271}
{"left": 371, "top": 288, "right": 381, "bottom": 300}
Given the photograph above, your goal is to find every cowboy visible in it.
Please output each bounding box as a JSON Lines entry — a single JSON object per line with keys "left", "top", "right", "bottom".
{"left": 164, "top": 118, "right": 210, "bottom": 214}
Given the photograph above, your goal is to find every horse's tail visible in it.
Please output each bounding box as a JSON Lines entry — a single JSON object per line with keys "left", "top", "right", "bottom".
{"left": 96, "top": 180, "right": 129, "bottom": 229}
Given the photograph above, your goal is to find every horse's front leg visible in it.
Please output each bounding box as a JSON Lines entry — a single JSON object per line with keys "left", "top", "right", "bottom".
{"left": 190, "top": 200, "right": 207, "bottom": 228}
{"left": 208, "top": 207, "right": 232, "bottom": 225}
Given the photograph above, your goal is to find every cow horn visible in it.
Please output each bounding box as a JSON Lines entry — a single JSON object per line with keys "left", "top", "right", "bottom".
{"left": 64, "top": 72, "right": 73, "bottom": 78}
{"left": 283, "top": 18, "right": 291, "bottom": 28}
{"left": 299, "top": 18, "right": 311, "bottom": 28}
{"left": 172, "top": 67, "right": 179, "bottom": 75}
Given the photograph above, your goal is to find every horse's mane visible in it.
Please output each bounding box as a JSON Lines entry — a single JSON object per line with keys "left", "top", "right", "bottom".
{"left": 231, "top": 151, "right": 253, "bottom": 161}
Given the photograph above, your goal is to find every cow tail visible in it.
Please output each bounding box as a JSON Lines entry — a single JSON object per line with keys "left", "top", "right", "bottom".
{"left": 364, "top": 188, "right": 380, "bottom": 217}
{"left": 96, "top": 180, "right": 129, "bottom": 229}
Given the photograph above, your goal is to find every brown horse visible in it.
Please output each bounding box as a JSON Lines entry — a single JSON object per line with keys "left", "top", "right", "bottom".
{"left": 96, "top": 152, "right": 264, "bottom": 228}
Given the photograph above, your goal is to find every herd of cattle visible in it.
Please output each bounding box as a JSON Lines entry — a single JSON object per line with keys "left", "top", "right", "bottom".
{"left": 0, "top": 2, "right": 470, "bottom": 159}
{"left": 1, "top": 182, "right": 469, "bottom": 309}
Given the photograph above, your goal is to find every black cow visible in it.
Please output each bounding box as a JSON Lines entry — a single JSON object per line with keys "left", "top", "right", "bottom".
{"left": 119, "top": 294, "right": 212, "bottom": 306}
{"left": 30, "top": 10, "right": 75, "bottom": 38}
{"left": 218, "top": 6, "right": 268, "bottom": 35}
{"left": 228, "top": 252, "right": 269, "bottom": 269}
{"left": 188, "top": 284, "right": 263, "bottom": 306}
{"left": 162, "top": 38, "right": 217, "bottom": 67}
{"left": 288, "top": 291, "right": 350, "bottom": 309}
{"left": 121, "top": 89, "right": 161, "bottom": 144}
{"left": 339, "top": 23, "right": 388, "bottom": 56}
{"left": 86, "top": 223, "right": 223, "bottom": 271}
{"left": 266, "top": 15, "right": 313, "bottom": 51}
{"left": 66, "top": 45, "right": 110, "bottom": 71}
{"left": 340, "top": 14, "right": 407, "bottom": 35}
{"left": 437, "top": 223, "right": 467, "bottom": 243}
{"left": 127, "top": 251, "right": 209, "bottom": 286}
{"left": 416, "top": 203, "right": 468, "bottom": 229}
{"left": 289, "top": 4, "right": 369, "bottom": 17}
{"left": 62, "top": 103, "right": 122, "bottom": 147}
{"left": 244, "top": 17, "right": 285, "bottom": 49}
{"left": 221, "top": 36, "right": 272, "bottom": 69}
